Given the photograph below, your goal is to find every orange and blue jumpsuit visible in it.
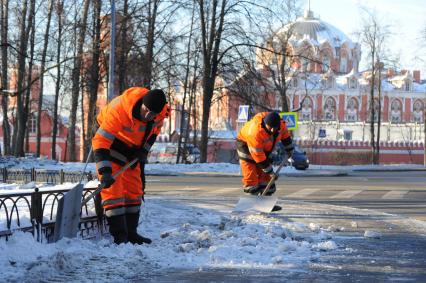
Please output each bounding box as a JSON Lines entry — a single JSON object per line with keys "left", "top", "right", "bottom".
{"left": 236, "top": 112, "right": 293, "bottom": 191}
{"left": 92, "top": 87, "right": 168, "bottom": 217}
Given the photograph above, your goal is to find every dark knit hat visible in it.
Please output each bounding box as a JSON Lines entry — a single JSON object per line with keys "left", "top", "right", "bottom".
{"left": 264, "top": 111, "right": 281, "bottom": 129}
{"left": 143, "top": 89, "right": 167, "bottom": 113}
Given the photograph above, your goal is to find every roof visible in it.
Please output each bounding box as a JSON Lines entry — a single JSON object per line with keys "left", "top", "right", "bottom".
{"left": 277, "top": 10, "right": 355, "bottom": 50}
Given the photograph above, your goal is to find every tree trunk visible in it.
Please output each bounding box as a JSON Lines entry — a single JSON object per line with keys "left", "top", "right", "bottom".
{"left": 84, "top": 0, "right": 101, "bottom": 160}
{"left": 67, "top": 0, "right": 90, "bottom": 161}
{"left": 36, "top": 0, "right": 53, "bottom": 157}
{"left": 375, "top": 63, "right": 382, "bottom": 164}
{"left": 24, "top": 2, "right": 36, "bottom": 153}
{"left": 52, "top": 0, "right": 64, "bottom": 160}
{"left": 13, "top": 0, "right": 32, "bottom": 157}
{"left": 369, "top": 52, "right": 376, "bottom": 164}
{"left": 198, "top": 0, "right": 226, "bottom": 163}
{"left": 117, "top": 0, "right": 129, "bottom": 93}
{"left": 142, "top": 0, "right": 158, "bottom": 88}
{"left": 1, "top": 0, "right": 11, "bottom": 155}
{"left": 177, "top": 5, "right": 195, "bottom": 163}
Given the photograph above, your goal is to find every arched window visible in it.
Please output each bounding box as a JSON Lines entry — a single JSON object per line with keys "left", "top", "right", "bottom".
{"left": 368, "top": 98, "right": 381, "bottom": 122}
{"left": 323, "top": 97, "right": 336, "bottom": 120}
{"left": 322, "top": 56, "right": 330, "bottom": 72}
{"left": 301, "top": 96, "right": 313, "bottom": 121}
{"left": 340, "top": 56, "right": 347, "bottom": 73}
{"left": 346, "top": 98, "right": 359, "bottom": 121}
{"left": 412, "top": 100, "right": 424, "bottom": 122}
{"left": 390, "top": 99, "right": 402, "bottom": 123}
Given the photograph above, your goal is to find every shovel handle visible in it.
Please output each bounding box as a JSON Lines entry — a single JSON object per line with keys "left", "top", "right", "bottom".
{"left": 261, "top": 158, "right": 290, "bottom": 196}
{"left": 81, "top": 158, "right": 139, "bottom": 207}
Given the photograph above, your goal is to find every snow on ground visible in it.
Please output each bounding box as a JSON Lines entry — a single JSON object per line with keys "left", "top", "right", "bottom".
{"left": 0, "top": 195, "right": 340, "bottom": 282}
{"left": 0, "top": 156, "right": 425, "bottom": 280}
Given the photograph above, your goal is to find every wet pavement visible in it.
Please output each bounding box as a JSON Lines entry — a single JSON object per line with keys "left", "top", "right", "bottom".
{"left": 130, "top": 197, "right": 426, "bottom": 282}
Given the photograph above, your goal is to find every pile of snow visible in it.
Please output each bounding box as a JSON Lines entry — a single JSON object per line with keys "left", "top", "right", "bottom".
{"left": 0, "top": 197, "right": 340, "bottom": 281}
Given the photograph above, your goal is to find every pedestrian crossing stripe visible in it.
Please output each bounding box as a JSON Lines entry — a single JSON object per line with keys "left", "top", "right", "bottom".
{"left": 279, "top": 112, "right": 298, "bottom": 130}
{"left": 237, "top": 105, "right": 249, "bottom": 122}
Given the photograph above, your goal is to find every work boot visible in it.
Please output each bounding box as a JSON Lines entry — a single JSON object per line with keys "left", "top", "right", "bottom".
{"left": 243, "top": 185, "right": 262, "bottom": 195}
{"left": 126, "top": 212, "right": 152, "bottom": 245}
{"left": 106, "top": 215, "right": 128, "bottom": 244}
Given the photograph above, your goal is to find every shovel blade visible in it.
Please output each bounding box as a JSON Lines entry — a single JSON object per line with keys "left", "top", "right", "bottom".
{"left": 233, "top": 195, "right": 278, "bottom": 213}
{"left": 53, "top": 184, "right": 84, "bottom": 242}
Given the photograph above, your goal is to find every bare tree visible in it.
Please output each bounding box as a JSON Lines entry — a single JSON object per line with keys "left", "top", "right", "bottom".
{"left": 358, "top": 7, "right": 390, "bottom": 164}
{"left": 67, "top": 0, "right": 90, "bottom": 161}
{"left": 82, "top": 0, "right": 102, "bottom": 159}
{"left": 196, "top": 0, "right": 228, "bottom": 162}
{"left": 0, "top": 0, "right": 11, "bottom": 155}
{"left": 13, "top": 0, "right": 35, "bottom": 157}
{"left": 141, "top": 0, "right": 159, "bottom": 88}
{"left": 117, "top": 0, "right": 129, "bottom": 93}
{"left": 24, "top": 0, "right": 37, "bottom": 153}
{"left": 176, "top": 2, "right": 197, "bottom": 164}
{"left": 36, "top": 0, "right": 54, "bottom": 157}
{"left": 52, "top": 0, "right": 65, "bottom": 160}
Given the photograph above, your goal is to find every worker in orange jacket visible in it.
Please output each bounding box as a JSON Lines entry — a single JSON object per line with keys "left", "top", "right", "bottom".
{"left": 236, "top": 111, "right": 294, "bottom": 211}
{"left": 92, "top": 87, "right": 168, "bottom": 244}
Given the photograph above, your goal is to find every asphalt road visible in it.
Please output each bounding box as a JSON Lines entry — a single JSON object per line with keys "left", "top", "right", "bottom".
{"left": 146, "top": 170, "right": 426, "bottom": 222}
{"left": 141, "top": 170, "right": 426, "bottom": 282}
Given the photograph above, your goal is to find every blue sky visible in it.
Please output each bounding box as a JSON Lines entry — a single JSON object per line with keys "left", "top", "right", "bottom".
{"left": 306, "top": 0, "right": 426, "bottom": 77}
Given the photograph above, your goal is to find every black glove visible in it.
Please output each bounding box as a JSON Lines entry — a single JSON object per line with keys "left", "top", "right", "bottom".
{"left": 100, "top": 172, "right": 115, "bottom": 189}
{"left": 263, "top": 184, "right": 276, "bottom": 196}
{"left": 130, "top": 149, "right": 149, "bottom": 169}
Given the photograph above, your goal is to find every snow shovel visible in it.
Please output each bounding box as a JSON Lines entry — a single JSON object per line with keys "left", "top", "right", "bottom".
{"left": 54, "top": 157, "right": 138, "bottom": 242}
{"left": 233, "top": 159, "right": 288, "bottom": 213}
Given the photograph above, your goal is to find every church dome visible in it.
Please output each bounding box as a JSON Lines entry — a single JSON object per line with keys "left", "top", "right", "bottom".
{"left": 278, "top": 10, "right": 355, "bottom": 49}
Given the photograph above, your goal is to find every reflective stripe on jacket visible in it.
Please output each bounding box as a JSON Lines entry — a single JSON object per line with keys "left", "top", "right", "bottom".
{"left": 92, "top": 87, "right": 168, "bottom": 174}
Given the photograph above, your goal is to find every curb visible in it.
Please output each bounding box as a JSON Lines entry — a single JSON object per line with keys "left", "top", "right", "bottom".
{"left": 145, "top": 170, "right": 349, "bottom": 178}
{"left": 352, "top": 168, "right": 426, "bottom": 172}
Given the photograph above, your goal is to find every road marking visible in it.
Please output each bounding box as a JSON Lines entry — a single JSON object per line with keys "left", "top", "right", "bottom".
{"left": 381, "top": 190, "right": 409, "bottom": 199}
{"left": 330, "top": 190, "right": 363, "bottom": 199}
{"left": 285, "top": 189, "right": 319, "bottom": 198}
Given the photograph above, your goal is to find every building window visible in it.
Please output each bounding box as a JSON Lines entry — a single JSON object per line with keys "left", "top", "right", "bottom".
{"left": 346, "top": 98, "right": 358, "bottom": 121}
{"left": 322, "top": 56, "right": 330, "bottom": 72}
{"left": 327, "top": 77, "right": 334, "bottom": 88}
{"left": 390, "top": 99, "right": 402, "bottom": 123}
{"left": 301, "top": 58, "right": 310, "bottom": 72}
{"left": 340, "top": 57, "right": 347, "bottom": 73}
{"left": 29, "top": 114, "right": 36, "bottom": 134}
{"left": 405, "top": 82, "right": 410, "bottom": 91}
{"left": 368, "top": 98, "right": 381, "bottom": 122}
{"left": 349, "top": 78, "right": 357, "bottom": 89}
{"left": 344, "top": 130, "right": 353, "bottom": 141}
{"left": 301, "top": 97, "right": 313, "bottom": 121}
{"left": 323, "top": 97, "right": 336, "bottom": 120}
{"left": 412, "top": 100, "right": 424, "bottom": 122}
